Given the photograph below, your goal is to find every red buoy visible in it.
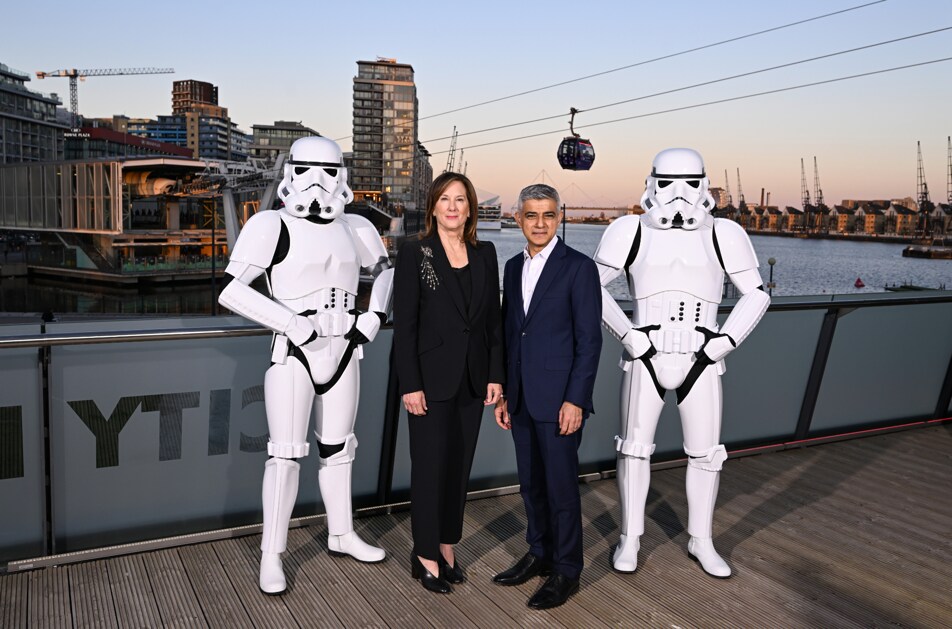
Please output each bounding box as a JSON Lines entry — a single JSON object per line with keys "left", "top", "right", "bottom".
{"left": 854, "top": 278, "right": 865, "bottom": 288}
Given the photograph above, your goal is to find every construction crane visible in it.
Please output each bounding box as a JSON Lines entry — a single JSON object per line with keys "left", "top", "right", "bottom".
{"left": 35, "top": 67, "right": 174, "bottom": 128}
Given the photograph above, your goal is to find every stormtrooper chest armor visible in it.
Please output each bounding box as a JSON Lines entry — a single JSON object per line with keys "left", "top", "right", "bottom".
{"left": 269, "top": 216, "right": 361, "bottom": 305}
{"left": 629, "top": 224, "right": 725, "bottom": 353}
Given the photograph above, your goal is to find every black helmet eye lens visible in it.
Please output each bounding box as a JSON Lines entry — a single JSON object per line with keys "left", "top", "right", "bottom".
{"left": 323, "top": 168, "right": 338, "bottom": 177}
{"left": 657, "top": 180, "right": 673, "bottom": 189}
{"left": 294, "top": 166, "right": 310, "bottom": 176}
{"left": 687, "top": 180, "right": 700, "bottom": 188}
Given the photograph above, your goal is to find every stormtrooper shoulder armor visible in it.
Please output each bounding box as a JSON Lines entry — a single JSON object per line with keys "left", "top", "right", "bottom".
{"left": 228, "top": 210, "right": 284, "bottom": 270}
{"left": 594, "top": 214, "right": 642, "bottom": 270}
{"left": 338, "top": 213, "right": 389, "bottom": 271}
{"left": 714, "top": 218, "right": 758, "bottom": 274}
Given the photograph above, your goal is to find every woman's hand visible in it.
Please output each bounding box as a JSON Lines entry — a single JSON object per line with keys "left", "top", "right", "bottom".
{"left": 484, "top": 383, "right": 503, "bottom": 406}
{"left": 403, "top": 391, "right": 428, "bottom": 416}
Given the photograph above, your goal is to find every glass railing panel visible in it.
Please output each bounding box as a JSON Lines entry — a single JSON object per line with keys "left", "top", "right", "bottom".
{"left": 44, "top": 316, "right": 387, "bottom": 553}
{"left": 0, "top": 324, "right": 45, "bottom": 563}
{"left": 811, "top": 301, "right": 952, "bottom": 433}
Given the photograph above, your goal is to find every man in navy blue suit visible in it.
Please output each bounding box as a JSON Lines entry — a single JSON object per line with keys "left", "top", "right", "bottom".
{"left": 492, "top": 184, "right": 602, "bottom": 609}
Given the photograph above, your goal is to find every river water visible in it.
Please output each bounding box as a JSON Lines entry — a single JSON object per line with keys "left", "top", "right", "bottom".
{"left": 480, "top": 224, "right": 951, "bottom": 300}
{"left": 0, "top": 224, "right": 948, "bottom": 317}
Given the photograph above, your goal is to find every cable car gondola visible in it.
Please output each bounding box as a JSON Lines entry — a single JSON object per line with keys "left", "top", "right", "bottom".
{"left": 557, "top": 107, "right": 595, "bottom": 171}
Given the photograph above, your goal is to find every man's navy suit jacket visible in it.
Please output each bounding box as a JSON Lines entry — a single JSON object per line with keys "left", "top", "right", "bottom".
{"left": 502, "top": 237, "right": 602, "bottom": 422}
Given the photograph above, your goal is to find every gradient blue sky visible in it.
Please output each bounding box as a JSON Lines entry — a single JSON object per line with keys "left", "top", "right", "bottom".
{"left": 5, "top": 0, "right": 951, "bottom": 209}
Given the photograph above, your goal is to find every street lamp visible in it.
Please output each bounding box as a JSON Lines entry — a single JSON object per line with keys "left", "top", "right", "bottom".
{"left": 767, "top": 257, "right": 776, "bottom": 297}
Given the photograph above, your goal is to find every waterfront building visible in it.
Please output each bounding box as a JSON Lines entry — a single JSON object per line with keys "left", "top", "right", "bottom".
{"left": 887, "top": 203, "right": 918, "bottom": 236}
{"left": 0, "top": 156, "right": 269, "bottom": 280}
{"left": 125, "top": 81, "right": 250, "bottom": 162}
{"left": 130, "top": 111, "right": 250, "bottom": 162}
{"left": 249, "top": 120, "right": 318, "bottom": 164}
{"left": 783, "top": 206, "right": 805, "bottom": 232}
{"left": 830, "top": 205, "right": 858, "bottom": 234}
{"left": 64, "top": 115, "right": 192, "bottom": 160}
{"left": 351, "top": 58, "right": 430, "bottom": 214}
{"left": 0, "top": 62, "right": 68, "bottom": 164}
{"left": 172, "top": 79, "right": 218, "bottom": 114}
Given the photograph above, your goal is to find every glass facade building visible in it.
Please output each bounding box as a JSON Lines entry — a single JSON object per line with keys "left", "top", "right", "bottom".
{"left": 0, "top": 62, "right": 68, "bottom": 164}
{"left": 250, "top": 120, "right": 318, "bottom": 164}
{"left": 352, "top": 59, "right": 429, "bottom": 212}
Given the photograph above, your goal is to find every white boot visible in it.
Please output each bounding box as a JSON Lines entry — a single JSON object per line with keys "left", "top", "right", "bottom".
{"left": 613, "top": 454, "right": 650, "bottom": 572}
{"left": 612, "top": 534, "right": 640, "bottom": 573}
{"left": 685, "top": 462, "right": 730, "bottom": 578}
{"left": 328, "top": 530, "right": 386, "bottom": 563}
{"left": 688, "top": 537, "right": 731, "bottom": 578}
{"left": 319, "top": 452, "right": 386, "bottom": 563}
{"left": 260, "top": 458, "right": 300, "bottom": 594}
{"left": 259, "top": 552, "right": 286, "bottom": 594}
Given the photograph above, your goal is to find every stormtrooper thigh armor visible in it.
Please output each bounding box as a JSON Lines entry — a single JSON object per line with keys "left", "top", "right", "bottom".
{"left": 595, "top": 148, "right": 769, "bottom": 578}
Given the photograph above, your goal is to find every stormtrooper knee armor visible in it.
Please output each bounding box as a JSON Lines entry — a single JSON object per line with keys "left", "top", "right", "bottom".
{"left": 595, "top": 148, "right": 770, "bottom": 578}
{"left": 219, "top": 136, "right": 394, "bottom": 594}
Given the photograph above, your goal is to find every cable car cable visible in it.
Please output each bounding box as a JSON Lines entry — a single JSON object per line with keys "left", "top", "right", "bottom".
{"left": 335, "top": 0, "right": 887, "bottom": 141}
{"left": 417, "top": 25, "right": 950, "bottom": 146}
{"left": 422, "top": 56, "right": 952, "bottom": 156}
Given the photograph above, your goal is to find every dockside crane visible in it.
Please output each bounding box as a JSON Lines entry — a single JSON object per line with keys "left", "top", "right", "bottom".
{"left": 916, "top": 141, "right": 934, "bottom": 237}
{"left": 800, "top": 158, "right": 811, "bottom": 208}
{"left": 724, "top": 169, "right": 733, "bottom": 206}
{"left": 444, "top": 126, "right": 458, "bottom": 173}
{"left": 813, "top": 157, "right": 826, "bottom": 208}
{"left": 947, "top": 136, "right": 951, "bottom": 205}
{"left": 736, "top": 168, "right": 746, "bottom": 209}
{"left": 35, "top": 67, "right": 174, "bottom": 129}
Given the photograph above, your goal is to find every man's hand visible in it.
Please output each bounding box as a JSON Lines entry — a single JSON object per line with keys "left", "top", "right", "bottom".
{"left": 485, "top": 382, "right": 503, "bottom": 406}
{"left": 558, "top": 401, "right": 583, "bottom": 435}
{"left": 494, "top": 398, "right": 510, "bottom": 430}
{"left": 403, "top": 390, "right": 427, "bottom": 416}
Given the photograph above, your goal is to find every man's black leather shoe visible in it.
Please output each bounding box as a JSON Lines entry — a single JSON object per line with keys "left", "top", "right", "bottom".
{"left": 527, "top": 572, "right": 579, "bottom": 610}
{"left": 492, "top": 553, "right": 553, "bottom": 586}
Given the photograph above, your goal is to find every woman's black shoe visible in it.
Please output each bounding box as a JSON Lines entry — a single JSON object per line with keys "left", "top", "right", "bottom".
{"left": 438, "top": 555, "right": 466, "bottom": 584}
{"left": 411, "top": 554, "right": 452, "bottom": 594}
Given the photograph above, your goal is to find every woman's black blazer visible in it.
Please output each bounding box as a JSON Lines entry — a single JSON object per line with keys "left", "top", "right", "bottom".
{"left": 393, "top": 234, "right": 505, "bottom": 402}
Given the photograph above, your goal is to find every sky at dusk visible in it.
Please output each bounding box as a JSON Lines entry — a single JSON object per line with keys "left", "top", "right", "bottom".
{"left": 4, "top": 0, "right": 951, "bottom": 210}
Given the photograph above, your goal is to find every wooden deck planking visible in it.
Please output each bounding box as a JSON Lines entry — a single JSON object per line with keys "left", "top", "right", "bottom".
{"left": 214, "top": 536, "right": 321, "bottom": 629}
{"left": 0, "top": 571, "right": 29, "bottom": 629}
{"left": 69, "top": 560, "right": 118, "bottom": 629}
{"left": 178, "top": 542, "right": 254, "bottom": 629}
{"left": 105, "top": 554, "right": 163, "bottom": 629}
{"left": 140, "top": 548, "right": 207, "bottom": 628}
{"left": 1, "top": 425, "right": 950, "bottom": 628}
{"left": 27, "top": 564, "right": 71, "bottom": 629}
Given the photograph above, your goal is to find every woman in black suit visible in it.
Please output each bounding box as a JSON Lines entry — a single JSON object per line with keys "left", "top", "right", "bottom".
{"left": 393, "top": 171, "right": 505, "bottom": 594}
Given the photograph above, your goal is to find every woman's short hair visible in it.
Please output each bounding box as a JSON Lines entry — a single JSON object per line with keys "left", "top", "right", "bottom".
{"left": 423, "top": 171, "right": 479, "bottom": 244}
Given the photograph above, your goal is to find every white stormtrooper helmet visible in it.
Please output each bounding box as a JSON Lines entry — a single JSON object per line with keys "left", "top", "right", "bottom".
{"left": 278, "top": 136, "right": 353, "bottom": 220}
{"left": 640, "top": 148, "right": 715, "bottom": 231}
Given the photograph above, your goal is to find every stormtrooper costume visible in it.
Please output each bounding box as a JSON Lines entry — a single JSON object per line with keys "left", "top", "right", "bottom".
{"left": 593, "top": 148, "right": 769, "bottom": 578}
{"left": 219, "top": 136, "right": 394, "bottom": 594}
